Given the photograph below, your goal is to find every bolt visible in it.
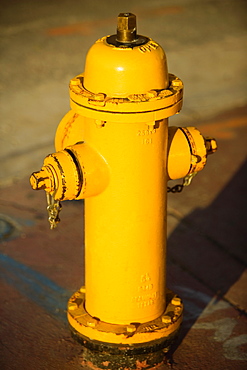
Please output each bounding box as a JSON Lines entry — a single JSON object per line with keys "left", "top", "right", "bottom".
{"left": 159, "top": 89, "right": 173, "bottom": 98}
{"left": 126, "top": 325, "right": 136, "bottom": 333}
{"left": 92, "top": 93, "right": 106, "bottom": 101}
{"left": 174, "top": 306, "right": 181, "bottom": 314}
{"left": 162, "top": 315, "right": 172, "bottom": 324}
{"left": 68, "top": 302, "right": 77, "bottom": 311}
{"left": 87, "top": 320, "right": 96, "bottom": 328}
{"left": 205, "top": 137, "right": 217, "bottom": 155}
{"left": 146, "top": 90, "right": 158, "bottom": 99}
{"left": 116, "top": 13, "right": 137, "bottom": 43}
{"left": 70, "top": 78, "right": 79, "bottom": 86}
{"left": 171, "top": 78, "right": 183, "bottom": 87}
{"left": 171, "top": 297, "right": 181, "bottom": 306}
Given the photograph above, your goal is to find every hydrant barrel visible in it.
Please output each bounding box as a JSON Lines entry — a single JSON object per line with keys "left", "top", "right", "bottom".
{"left": 84, "top": 118, "right": 168, "bottom": 324}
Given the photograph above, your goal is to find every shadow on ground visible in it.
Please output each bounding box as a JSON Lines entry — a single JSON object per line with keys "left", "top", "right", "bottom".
{"left": 166, "top": 159, "right": 247, "bottom": 360}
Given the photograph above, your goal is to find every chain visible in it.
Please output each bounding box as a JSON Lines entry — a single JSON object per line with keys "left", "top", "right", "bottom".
{"left": 44, "top": 171, "right": 197, "bottom": 225}
{"left": 167, "top": 172, "right": 198, "bottom": 193}
{"left": 46, "top": 191, "right": 62, "bottom": 229}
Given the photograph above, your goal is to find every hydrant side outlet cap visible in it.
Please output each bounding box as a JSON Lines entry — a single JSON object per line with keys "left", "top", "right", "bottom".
{"left": 83, "top": 37, "right": 169, "bottom": 97}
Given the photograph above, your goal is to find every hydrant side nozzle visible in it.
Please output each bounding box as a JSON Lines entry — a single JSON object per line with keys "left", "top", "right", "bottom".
{"left": 167, "top": 126, "right": 217, "bottom": 180}
{"left": 30, "top": 143, "right": 110, "bottom": 201}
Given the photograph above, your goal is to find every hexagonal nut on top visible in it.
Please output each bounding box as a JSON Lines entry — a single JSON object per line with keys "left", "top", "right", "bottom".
{"left": 117, "top": 13, "right": 137, "bottom": 43}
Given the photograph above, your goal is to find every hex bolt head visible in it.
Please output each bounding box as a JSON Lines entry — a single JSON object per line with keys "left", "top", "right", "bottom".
{"left": 162, "top": 315, "right": 172, "bottom": 324}
{"left": 70, "top": 78, "right": 80, "bottom": 86}
{"left": 171, "top": 297, "right": 182, "bottom": 306}
{"left": 116, "top": 13, "right": 137, "bottom": 43}
{"left": 87, "top": 320, "right": 96, "bottom": 328}
{"left": 126, "top": 325, "right": 136, "bottom": 333}
{"left": 68, "top": 302, "right": 77, "bottom": 311}
{"left": 171, "top": 77, "right": 183, "bottom": 87}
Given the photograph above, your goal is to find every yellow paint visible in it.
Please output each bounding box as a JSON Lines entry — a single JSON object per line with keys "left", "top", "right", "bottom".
{"left": 167, "top": 126, "right": 207, "bottom": 180}
{"left": 30, "top": 13, "right": 216, "bottom": 346}
{"left": 30, "top": 142, "right": 109, "bottom": 201}
{"left": 67, "top": 288, "right": 182, "bottom": 344}
{"left": 83, "top": 37, "right": 168, "bottom": 97}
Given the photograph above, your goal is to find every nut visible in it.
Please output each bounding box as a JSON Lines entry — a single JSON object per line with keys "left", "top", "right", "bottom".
{"left": 126, "top": 325, "right": 136, "bottom": 333}
{"left": 87, "top": 320, "right": 96, "bottom": 328}
{"left": 68, "top": 302, "right": 77, "bottom": 311}
{"left": 117, "top": 13, "right": 137, "bottom": 43}
{"left": 171, "top": 297, "right": 182, "bottom": 306}
{"left": 70, "top": 78, "right": 79, "bottom": 86}
{"left": 171, "top": 78, "right": 183, "bottom": 87}
{"left": 162, "top": 315, "right": 172, "bottom": 324}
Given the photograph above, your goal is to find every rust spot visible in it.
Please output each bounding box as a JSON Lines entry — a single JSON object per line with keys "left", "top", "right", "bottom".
{"left": 81, "top": 359, "right": 111, "bottom": 370}
{"left": 136, "top": 359, "right": 148, "bottom": 369}
{"left": 61, "top": 113, "right": 79, "bottom": 149}
{"left": 102, "top": 361, "right": 110, "bottom": 366}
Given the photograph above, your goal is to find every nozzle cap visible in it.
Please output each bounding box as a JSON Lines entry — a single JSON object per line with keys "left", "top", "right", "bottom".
{"left": 30, "top": 168, "right": 52, "bottom": 191}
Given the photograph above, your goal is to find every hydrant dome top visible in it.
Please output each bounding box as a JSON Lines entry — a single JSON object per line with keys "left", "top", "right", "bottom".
{"left": 83, "top": 13, "right": 169, "bottom": 97}
{"left": 83, "top": 37, "right": 169, "bottom": 97}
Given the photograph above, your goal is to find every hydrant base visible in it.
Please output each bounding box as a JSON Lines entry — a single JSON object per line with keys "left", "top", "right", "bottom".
{"left": 79, "top": 340, "right": 175, "bottom": 370}
{"left": 73, "top": 327, "right": 179, "bottom": 370}
{"left": 68, "top": 287, "right": 183, "bottom": 369}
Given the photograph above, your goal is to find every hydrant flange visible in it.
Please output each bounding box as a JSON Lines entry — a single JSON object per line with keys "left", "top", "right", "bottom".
{"left": 70, "top": 72, "right": 183, "bottom": 123}
{"left": 68, "top": 287, "right": 182, "bottom": 346}
{"left": 68, "top": 287, "right": 182, "bottom": 369}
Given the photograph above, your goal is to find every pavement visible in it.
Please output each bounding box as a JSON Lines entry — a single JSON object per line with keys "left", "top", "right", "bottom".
{"left": 0, "top": 1, "right": 247, "bottom": 369}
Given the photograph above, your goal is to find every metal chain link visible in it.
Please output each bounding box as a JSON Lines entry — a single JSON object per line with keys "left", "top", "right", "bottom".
{"left": 167, "top": 172, "right": 198, "bottom": 193}
{"left": 46, "top": 191, "right": 62, "bottom": 229}
{"left": 44, "top": 172, "right": 197, "bottom": 227}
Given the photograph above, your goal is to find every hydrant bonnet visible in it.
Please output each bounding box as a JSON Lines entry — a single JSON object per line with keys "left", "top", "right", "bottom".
{"left": 83, "top": 13, "right": 169, "bottom": 97}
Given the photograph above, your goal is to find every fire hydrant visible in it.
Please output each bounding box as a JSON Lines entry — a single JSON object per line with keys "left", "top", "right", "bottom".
{"left": 30, "top": 13, "right": 217, "bottom": 369}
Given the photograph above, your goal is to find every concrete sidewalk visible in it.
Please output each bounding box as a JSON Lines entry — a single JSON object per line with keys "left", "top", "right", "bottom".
{"left": 0, "top": 1, "right": 247, "bottom": 369}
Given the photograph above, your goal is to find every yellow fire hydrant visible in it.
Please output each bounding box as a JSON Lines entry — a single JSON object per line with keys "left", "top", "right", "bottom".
{"left": 30, "top": 13, "right": 216, "bottom": 369}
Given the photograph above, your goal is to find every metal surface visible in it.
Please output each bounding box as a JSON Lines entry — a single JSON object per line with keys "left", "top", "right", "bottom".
{"left": 116, "top": 13, "right": 137, "bottom": 43}
{"left": 29, "top": 12, "right": 217, "bottom": 369}
{"left": 107, "top": 12, "right": 149, "bottom": 48}
{"left": 67, "top": 288, "right": 182, "bottom": 345}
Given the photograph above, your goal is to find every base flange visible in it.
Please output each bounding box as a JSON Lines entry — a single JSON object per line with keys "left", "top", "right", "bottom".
{"left": 67, "top": 287, "right": 183, "bottom": 369}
